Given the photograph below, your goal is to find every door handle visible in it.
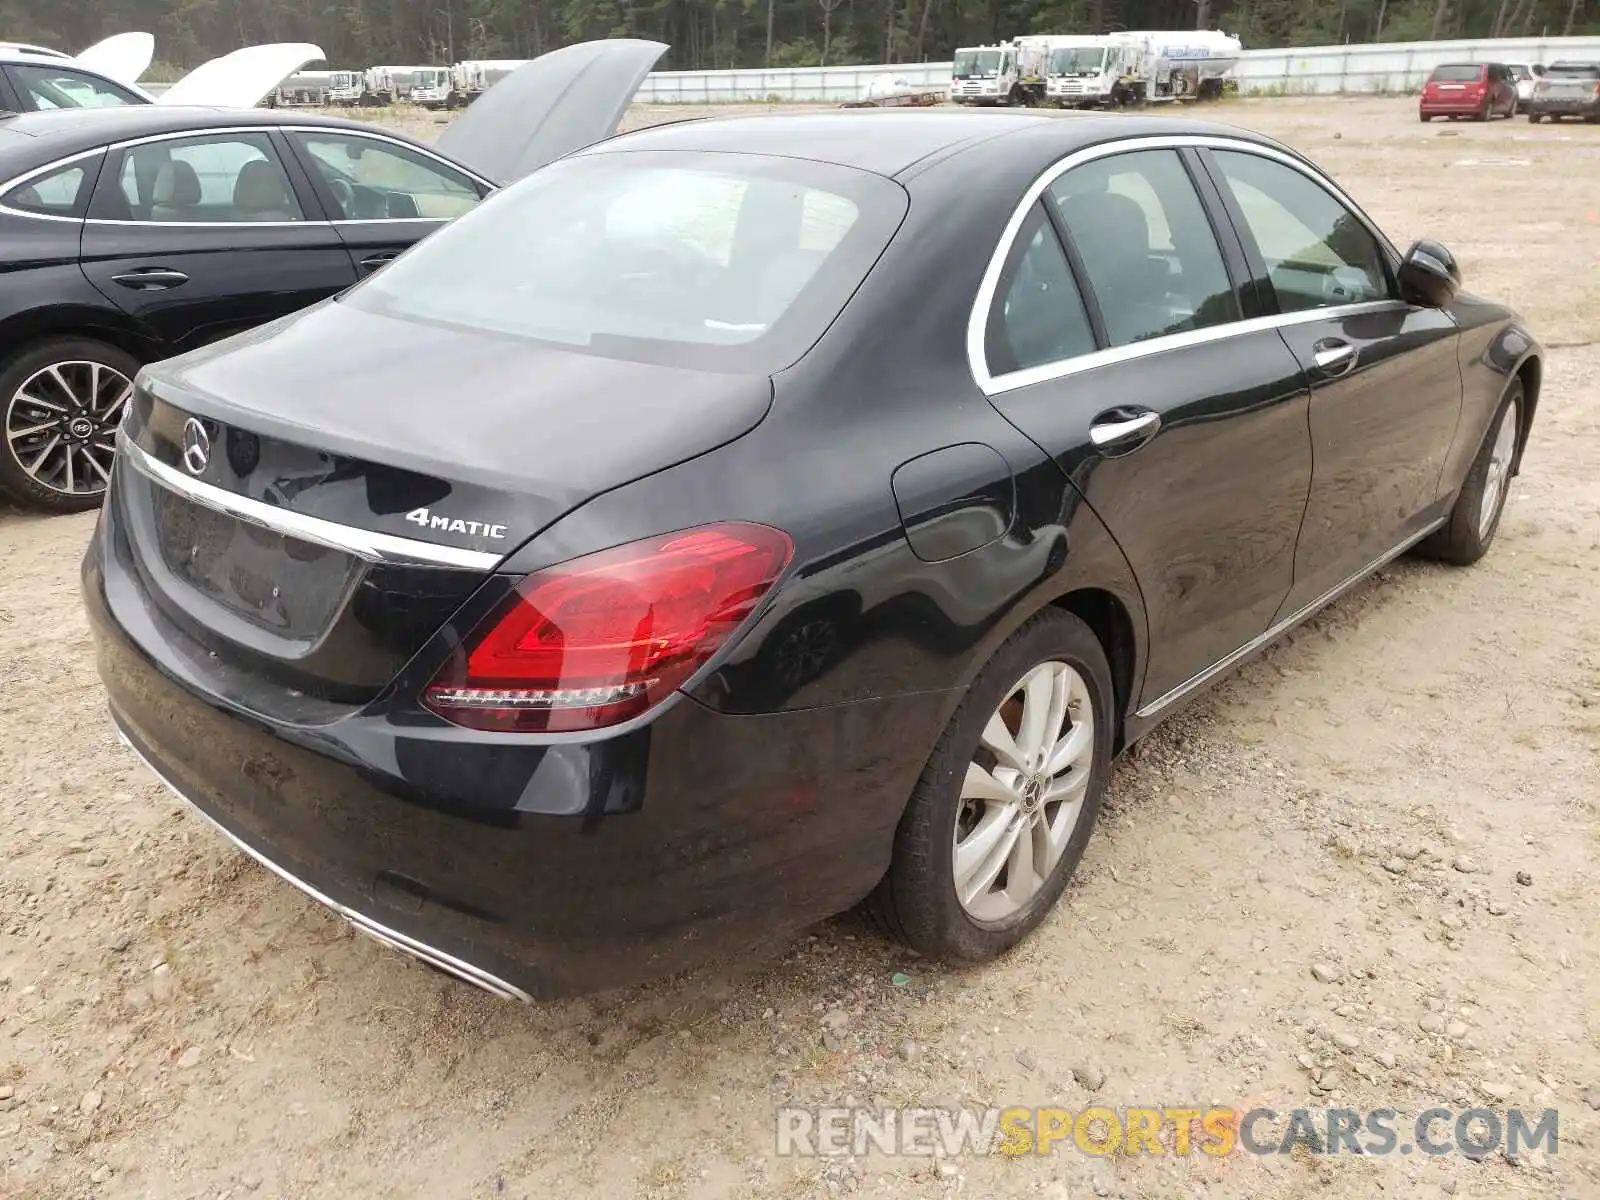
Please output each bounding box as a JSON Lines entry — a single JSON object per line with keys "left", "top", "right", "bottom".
{"left": 359, "top": 253, "right": 398, "bottom": 272}
{"left": 1089, "top": 409, "right": 1162, "bottom": 453}
{"left": 110, "top": 268, "right": 190, "bottom": 291}
{"left": 1313, "top": 339, "right": 1358, "bottom": 375}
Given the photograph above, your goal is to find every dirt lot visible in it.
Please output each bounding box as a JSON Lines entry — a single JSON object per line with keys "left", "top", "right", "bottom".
{"left": 2, "top": 94, "right": 1598, "bottom": 1200}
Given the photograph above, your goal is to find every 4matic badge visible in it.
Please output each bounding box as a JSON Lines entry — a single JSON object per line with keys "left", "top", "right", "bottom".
{"left": 404, "top": 507, "right": 508, "bottom": 541}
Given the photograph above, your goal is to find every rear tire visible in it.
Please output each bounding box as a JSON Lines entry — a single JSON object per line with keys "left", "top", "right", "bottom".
{"left": 863, "top": 608, "right": 1113, "bottom": 963}
{"left": 0, "top": 338, "right": 139, "bottom": 514}
{"left": 1415, "top": 379, "right": 1523, "bottom": 567}
{"left": 1529, "top": 112, "right": 1542, "bottom": 123}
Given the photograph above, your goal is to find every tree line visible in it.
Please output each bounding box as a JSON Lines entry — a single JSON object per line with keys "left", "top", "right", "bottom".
{"left": 2, "top": 0, "right": 1593, "bottom": 76}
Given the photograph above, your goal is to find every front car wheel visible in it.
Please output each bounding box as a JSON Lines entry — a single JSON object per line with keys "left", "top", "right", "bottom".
{"left": 1416, "top": 379, "right": 1523, "bottom": 566}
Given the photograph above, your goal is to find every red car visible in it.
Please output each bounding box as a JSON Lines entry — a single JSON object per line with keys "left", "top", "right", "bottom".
{"left": 1420, "top": 62, "right": 1519, "bottom": 121}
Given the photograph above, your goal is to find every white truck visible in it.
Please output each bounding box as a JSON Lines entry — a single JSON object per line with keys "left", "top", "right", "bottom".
{"left": 362, "top": 64, "right": 435, "bottom": 105}
{"left": 409, "top": 66, "right": 454, "bottom": 108}
{"left": 450, "top": 59, "right": 531, "bottom": 105}
{"left": 325, "top": 69, "right": 365, "bottom": 105}
{"left": 950, "top": 43, "right": 1023, "bottom": 105}
{"left": 270, "top": 69, "right": 335, "bottom": 107}
{"left": 1120, "top": 30, "right": 1243, "bottom": 99}
{"left": 1044, "top": 35, "right": 1146, "bottom": 107}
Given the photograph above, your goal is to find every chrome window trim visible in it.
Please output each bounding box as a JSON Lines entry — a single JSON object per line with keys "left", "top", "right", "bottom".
{"left": 968, "top": 134, "right": 1405, "bottom": 398}
{"left": 1135, "top": 515, "right": 1447, "bottom": 721}
{"left": 117, "top": 434, "right": 504, "bottom": 571}
{"left": 0, "top": 147, "right": 106, "bottom": 223}
{"left": 0, "top": 123, "right": 494, "bottom": 229}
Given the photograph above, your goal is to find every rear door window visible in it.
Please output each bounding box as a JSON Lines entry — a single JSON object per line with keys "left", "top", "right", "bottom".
{"left": 97, "top": 133, "right": 306, "bottom": 223}
{"left": 1046, "top": 148, "right": 1238, "bottom": 348}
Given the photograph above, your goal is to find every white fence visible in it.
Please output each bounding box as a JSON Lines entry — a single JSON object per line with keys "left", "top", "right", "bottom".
{"left": 1234, "top": 35, "right": 1600, "bottom": 94}
{"left": 635, "top": 35, "right": 1600, "bottom": 102}
{"left": 141, "top": 34, "right": 1600, "bottom": 105}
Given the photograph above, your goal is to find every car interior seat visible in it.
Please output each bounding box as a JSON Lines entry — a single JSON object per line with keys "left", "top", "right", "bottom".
{"left": 1055, "top": 190, "right": 1175, "bottom": 345}
{"left": 232, "top": 159, "right": 298, "bottom": 222}
{"left": 150, "top": 161, "right": 202, "bottom": 222}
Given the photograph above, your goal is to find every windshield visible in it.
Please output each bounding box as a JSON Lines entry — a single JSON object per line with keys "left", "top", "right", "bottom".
{"left": 341, "top": 150, "right": 909, "bottom": 374}
{"left": 1430, "top": 64, "right": 1484, "bottom": 82}
{"left": 1050, "top": 47, "right": 1106, "bottom": 75}
{"left": 416, "top": 70, "right": 447, "bottom": 87}
{"left": 953, "top": 50, "right": 1002, "bottom": 78}
{"left": 332, "top": 72, "right": 359, "bottom": 88}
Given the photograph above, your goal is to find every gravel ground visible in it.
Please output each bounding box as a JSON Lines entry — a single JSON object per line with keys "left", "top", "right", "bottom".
{"left": 1, "top": 95, "right": 1598, "bottom": 1200}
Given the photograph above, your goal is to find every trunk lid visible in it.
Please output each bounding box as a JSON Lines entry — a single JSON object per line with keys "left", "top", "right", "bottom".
{"left": 434, "top": 38, "right": 667, "bottom": 183}
{"left": 110, "top": 299, "right": 773, "bottom": 703}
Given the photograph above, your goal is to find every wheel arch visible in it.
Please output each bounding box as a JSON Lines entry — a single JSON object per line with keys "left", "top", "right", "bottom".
{"left": 1511, "top": 351, "right": 1541, "bottom": 474}
{"left": 1050, "top": 587, "right": 1138, "bottom": 755}
{"left": 0, "top": 305, "right": 157, "bottom": 369}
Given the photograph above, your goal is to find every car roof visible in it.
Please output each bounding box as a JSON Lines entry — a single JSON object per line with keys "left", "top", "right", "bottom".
{"left": 0, "top": 105, "right": 414, "bottom": 165}
{"left": 592, "top": 109, "right": 1285, "bottom": 179}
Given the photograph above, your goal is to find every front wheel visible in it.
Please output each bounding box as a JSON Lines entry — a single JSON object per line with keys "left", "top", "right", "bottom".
{"left": 863, "top": 609, "right": 1113, "bottom": 963}
{"left": 0, "top": 338, "right": 140, "bottom": 514}
{"left": 1528, "top": 111, "right": 1542, "bottom": 123}
{"left": 1416, "top": 380, "right": 1523, "bottom": 567}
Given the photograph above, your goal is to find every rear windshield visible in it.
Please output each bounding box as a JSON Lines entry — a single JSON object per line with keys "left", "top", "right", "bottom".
{"left": 341, "top": 149, "right": 908, "bottom": 374}
{"left": 1547, "top": 62, "right": 1600, "bottom": 77}
{"left": 1430, "top": 64, "right": 1485, "bottom": 82}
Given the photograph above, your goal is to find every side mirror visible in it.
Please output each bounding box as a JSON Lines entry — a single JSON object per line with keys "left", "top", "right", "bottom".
{"left": 1398, "top": 238, "right": 1462, "bottom": 308}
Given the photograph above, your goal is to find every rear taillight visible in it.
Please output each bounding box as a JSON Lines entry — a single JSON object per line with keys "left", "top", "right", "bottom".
{"left": 423, "top": 523, "right": 794, "bottom": 733}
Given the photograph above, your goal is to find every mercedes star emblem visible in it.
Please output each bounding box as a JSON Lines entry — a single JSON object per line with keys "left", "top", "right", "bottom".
{"left": 181, "top": 418, "right": 211, "bottom": 476}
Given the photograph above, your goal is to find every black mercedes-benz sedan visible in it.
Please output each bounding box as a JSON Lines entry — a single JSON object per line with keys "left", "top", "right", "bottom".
{"left": 0, "top": 38, "right": 668, "bottom": 513}
{"left": 83, "top": 107, "right": 1542, "bottom": 1001}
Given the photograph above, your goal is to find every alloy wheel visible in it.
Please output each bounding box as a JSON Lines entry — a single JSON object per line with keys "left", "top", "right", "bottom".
{"left": 4, "top": 360, "right": 132, "bottom": 497}
{"left": 954, "top": 660, "right": 1095, "bottom": 922}
{"left": 1478, "top": 398, "right": 1519, "bottom": 539}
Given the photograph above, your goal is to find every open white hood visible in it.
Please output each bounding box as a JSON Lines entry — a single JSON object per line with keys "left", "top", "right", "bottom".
{"left": 157, "top": 43, "right": 325, "bottom": 108}
{"left": 77, "top": 32, "right": 155, "bottom": 86}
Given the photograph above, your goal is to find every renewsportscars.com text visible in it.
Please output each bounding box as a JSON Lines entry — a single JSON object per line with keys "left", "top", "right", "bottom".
{"left": 775, "top": 1104, "right": 1559, "bottom": 1159}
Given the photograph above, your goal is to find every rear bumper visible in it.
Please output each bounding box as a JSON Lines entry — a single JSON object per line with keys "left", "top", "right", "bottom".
{"left": 1419, "top": 97, "right": 1488, "bottom": 114}
{"left": 1526, "top": 97, "right": 1600, "bottom": 115}
{"left": 83, "top": 513, "right": 947, "bottom": 1001}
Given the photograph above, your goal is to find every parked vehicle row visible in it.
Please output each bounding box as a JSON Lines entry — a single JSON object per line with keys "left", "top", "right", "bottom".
{"left": 1419, "top": 57, "right": 1600, "bottom": 125}
{"left": 74, "top": 39, "right": 1542, "bottom": 1002}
